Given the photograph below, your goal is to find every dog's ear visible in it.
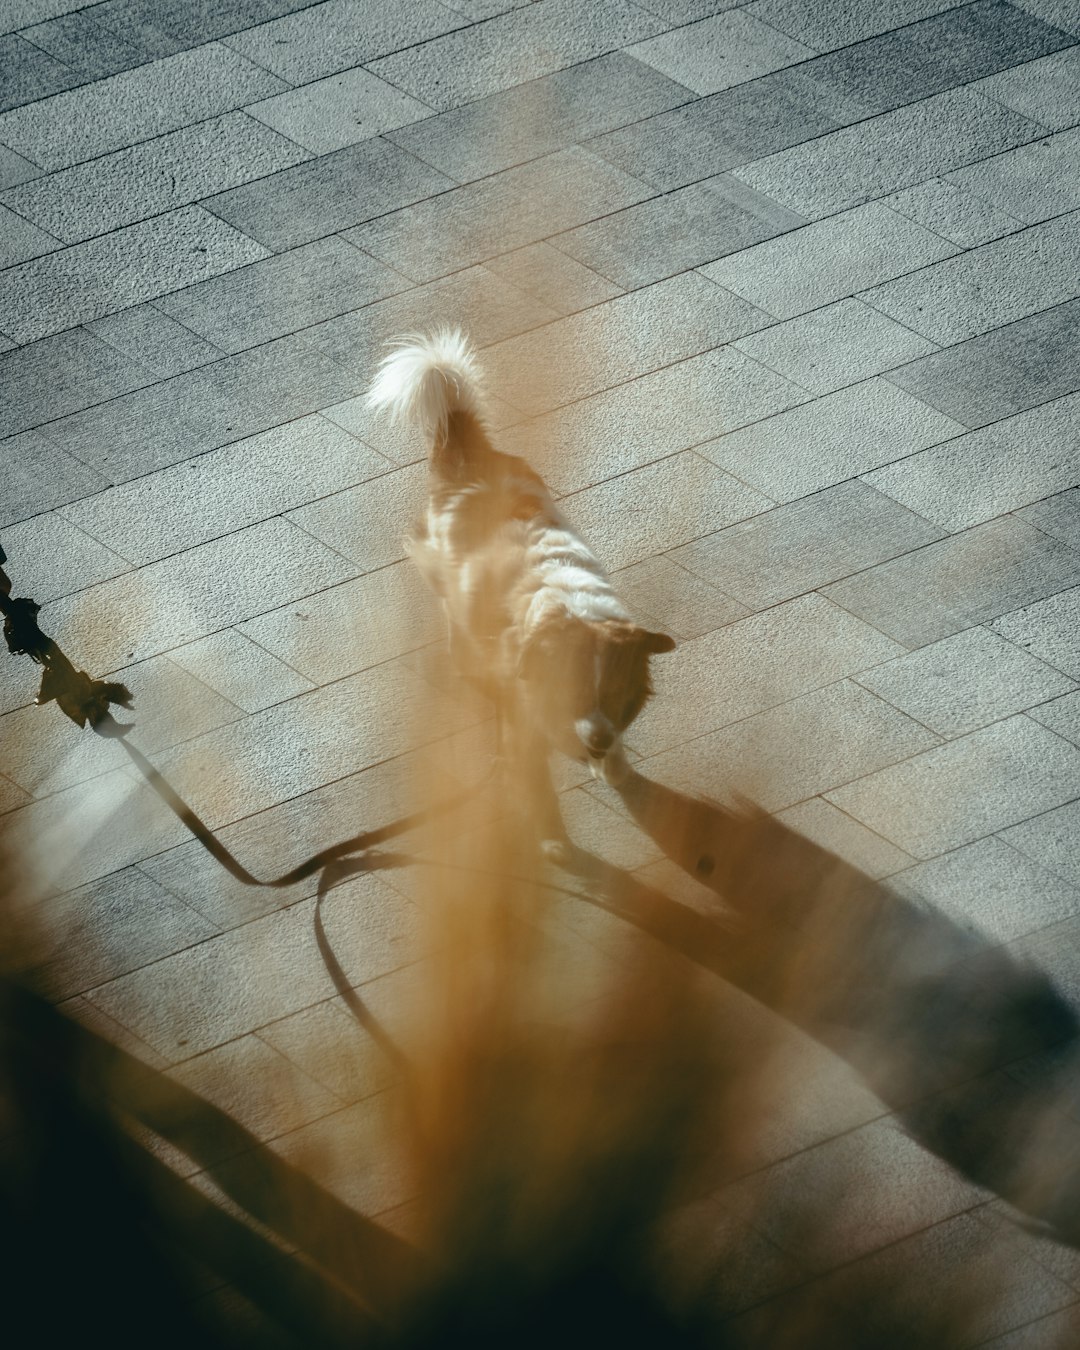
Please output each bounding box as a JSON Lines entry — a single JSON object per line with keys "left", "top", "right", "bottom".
{"left": 637, "top": 627, "right": 676, "bottom": 655}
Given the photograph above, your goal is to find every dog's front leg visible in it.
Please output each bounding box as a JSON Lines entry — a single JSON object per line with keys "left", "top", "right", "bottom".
{"left": 503, "top": 718, "right": 568, "bottom": 865}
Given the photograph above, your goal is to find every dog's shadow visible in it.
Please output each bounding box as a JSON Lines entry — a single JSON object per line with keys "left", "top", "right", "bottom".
{"left": 549, "top": 769, "right": 1080, "bottom": 1247}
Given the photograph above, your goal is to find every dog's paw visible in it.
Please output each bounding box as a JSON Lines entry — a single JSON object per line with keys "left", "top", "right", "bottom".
{"left": 597, "top": 746, "right": 630, "bottom": 788}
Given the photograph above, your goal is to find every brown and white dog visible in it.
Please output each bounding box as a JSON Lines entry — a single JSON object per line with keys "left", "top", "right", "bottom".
{"left": 367, "top": 329, "right": 675, "bottom": 854}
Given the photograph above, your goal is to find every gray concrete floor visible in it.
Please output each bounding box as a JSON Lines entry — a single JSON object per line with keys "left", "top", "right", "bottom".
{"left": 2, "top": 0, "right": 1080, "bottom": 1343}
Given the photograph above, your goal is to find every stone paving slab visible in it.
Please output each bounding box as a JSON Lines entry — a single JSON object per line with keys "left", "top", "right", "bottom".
{"left": 863, "top": 392, "right": 1080, "bottom": 531}
{"left": 887, "top": 296, "right": 1080, "bottom": 426}
{"left": 854, "top": 625, "right": 1077, "bottom": 739}
{"left": 0, "top": 42, "right": 289, "bottom": 170}
{"left": 384, "top": 50, "right": 693, "bottom": 183}
{"left": 699, "top": 199, "right": 958, "bottom": 319}
{"left": 0, "top": 112, "right": 313, "bottom": 245}
{"left": 554, "top": 173, "right": 806, "bottom": 291}
{"left": 2, "top": 2, "right": 1080, "bottom": 1341}
{"left": 697, "top": 377, "right": 964, "bottom": 502}
{"left": 733, "top": 87, "right": 1046, "bottom": 218}
{"left": 627, "top": 8, "right": 814, "bottom": 95}
{"left": 822, "top": 516, "right": 1080, "bottom": 648}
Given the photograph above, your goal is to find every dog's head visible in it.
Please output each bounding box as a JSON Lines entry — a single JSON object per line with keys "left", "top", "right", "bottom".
{"left": 518, "top": 615, "right": 675, "bottom": 781}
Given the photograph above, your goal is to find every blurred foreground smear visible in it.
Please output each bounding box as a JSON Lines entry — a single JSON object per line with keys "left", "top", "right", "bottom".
{"left": 3, "top": 134, "right": 1080, "bottom": 1345}
{"left": 5, "top": 721, "right": 1080, "bottom": 1347}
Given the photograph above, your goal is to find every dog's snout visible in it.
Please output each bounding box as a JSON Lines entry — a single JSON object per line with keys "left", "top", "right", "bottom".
{"left": 577, "top": 718, "right": 614, "bottom": 757}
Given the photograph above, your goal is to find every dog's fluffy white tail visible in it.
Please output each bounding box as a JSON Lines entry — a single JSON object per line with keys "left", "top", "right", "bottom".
{"left": 366, "top": 329, "right": 485, "bottom": 440}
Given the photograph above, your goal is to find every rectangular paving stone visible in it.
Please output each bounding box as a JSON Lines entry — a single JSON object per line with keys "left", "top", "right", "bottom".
{"left": 0, "top": 143, "right": 39, "bottom": 191}
{"left": 1, "top": 0, "right": 100, "bottom": 31}
{"left": 671, "top": 480, "right": 943, "bottom": 610}
{"left": 883, "top": 176, "right": 1025, "bottom": 248}
{"left": 973, "top": 44, "right": 1080, "bottom": 130}
{"left": 27, "top": 867, "right": 220, "bottom": 1003}
{"left": 0, "top": 775, "right": 30, "bottom": 814}
{"left": 482, "top": 241, "right": 622, "bottom": 317}
{"left": 553, "top": 175, "right": 806, "bottom": 291}
{"left": 990, "top": 585, "right": 1080, "bottom": 679}
{"left": 384, "top": 51, "right": 693, "bottom": 184}
{"left": 256, "top": 997, "right": 395, "bottom": 1105}
{"left": 0, "top": 429, "right": 109, "bottom": 527}
{"left": 805, "top": 0, "right": 1075, "bottom": 119}
{"left": 366, "top": 0, "right": 666, "bottom": 110}
{"left": 147, "top": 654, "right": 479, "bottom": 828}
{"left": 203, "top": 135, "right": 455, "bottom": 253}
{"left": 827, "top": 715, "right": 1080, "bottom": 858}
{"left": 627, "top": 9, "right": 813, "bottom": 96}
{"left": 892, "top": 835, "right": 1080, "bottom": 943}
{"left": 732, "top": 299, "right": 938, "bottom": 395}
{"left": 0, "top": 325, "right": 157, "bottom": 439}
{"left": 721, "top": 1119, "right": 981, "bottom": 1272}
{"left": 84, "top": 875, "right": 420, "bottom": 1058}
{"left": 947, "top": 130, "right": 1080, "bottom": 224}
{"left": 0, "top": 42, "right": 288, "bottom": 171}
{"left": 697, "top": 378, "right": 964, "bottom": 503}
{"left": 863, "top": 393, "right": 1080, "bottom": 531}
{"left": 558, "top": 451, "right": 772, "bottom": 572}
{"left": 166, "top": 1034, "right": 343, "bottom": 1149}
{"left": 263, "top": 1092, "right": 408, "bottom": 1217}
{"left": 302, "top": 265, "right": 558, "bottom": 380}
{"left": 156, "top": 236, "right": 410, "bottom": 353}
{"left": 282, "top": 462, "right": 426, "bottom": 573}
{"left": 863, "top": 212, "right": 1080, "bottom": 345}
{"left": 44, "top": 334, "right": 365, "bottom": 482}
{"left": 823, "top": 517, "right": 1080, "bottom": 648}
{"left": 0, "top": 207, "right": 269, "bottom": 343}
{"left": 1002, "top": 799, "right": 1080, "bottom": 890}
{"left": 59, "top": 415, "right": 388, "bottom": 564}
{"left": 246, "top": 67, "right": 433, "bottom": 156}
{"left": 21, "top": 9, "right": 159, "bottom": 81}
{"left": 750, "top": 0, "right": 966, "bottom": 50}
{"left": 0, "top": 32, "right": 80, "bottom": 114}
{"left": 505, "top": 345, "right": 809, "bottom": 495}
{"left": 587, "top": 61, "right": 875, "bottom": 192}
{"left": 700, "top": 202, "right": 958, "bottom": 320}
{"left": 733, "top": 88, "right": 1045, "bottom": 219}
{"left": 631, "top": 593, "right": 906, "bottom": 756}
{"left": 345, "top": 146, "right": 654, "bottom": 284}
{"left": 87, "top": 0, "right": 326, "bottom": 57}
{"left": 610, "top": 555, "right": 749, "bottom": 641}
{"left": 855, "top": 625, "right": 1076, "bottom": 738}
{"left": 0, "top": 509, "right": 128, "bottom": 602}
{"left": 40, "top": 517, "right": 358, "bottom": 672}
{"left": 223, "top": 0, "right": 468, "bottom": 84}
{"left": 2, "top": 766, "right": 192, "bottom": 895}
{"left": 0, "top": 203, "right": 59, "bottom": 269}
{"left": 0, "top": 112, "right": 312, "bottom": 244}
{"left": 641, "top": 678, "right": 940, "bottom": 811}
{"left": 239, "top": 562, "right": 442, "bottom": 685}
{"left": 169, "top": 628, "right": 314, "bottom": 714}
{"left": 776, "top": 796, "right": 915, "bottom": 879}
{"left": 1018, "top": 488, "right": 1080, "bottom": 548}
{"left": 887, "top": 298, "right": 1080, "bottom": 427}
{"left": 1016, "top": 0, "right": 1080, "bottom": 35}
{"left": 484, "top": 272, "right": 772, "bottom": 415}
{"left": 85, "top": 304, "right": 223, "bottom": 377}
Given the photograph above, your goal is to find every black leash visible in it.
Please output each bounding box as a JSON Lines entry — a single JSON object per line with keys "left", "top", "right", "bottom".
{"left": 0, "top": 541, "right": 487, "bottom": 1057}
